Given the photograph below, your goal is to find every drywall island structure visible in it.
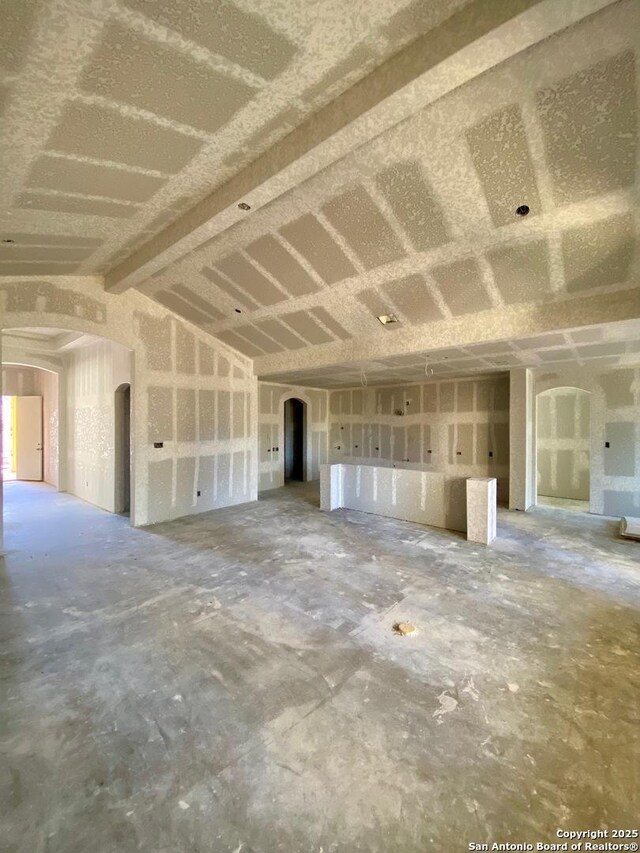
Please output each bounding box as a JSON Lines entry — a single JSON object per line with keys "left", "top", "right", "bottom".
{"left": 320, "top": 462, "right": 498, "bottom": 543}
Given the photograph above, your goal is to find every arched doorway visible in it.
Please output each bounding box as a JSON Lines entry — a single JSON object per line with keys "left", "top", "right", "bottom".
{"left": 114, "top": 383, "right": 131, "bottom": 514}
{"left": 284, "top": 398, "right": 306, "bottom": 483}
{"left": 1, "top": 327, "right": 133, "bottom": 525}
{"left": 536, "top": 387, "right": 590, "bottom": 511}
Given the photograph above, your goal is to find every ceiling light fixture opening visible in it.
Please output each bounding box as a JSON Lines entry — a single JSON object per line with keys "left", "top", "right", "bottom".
{"left": 377, "top": 313, "right": 399, "bottom": 326}
{"left": 516, "top": 204, "right": 530, "bottom": 217}
{"left": 234, "top": 308, "right": 242, "bottom": 313}
{"left": 238, "top": 202, "right": 251, "bottom": 211}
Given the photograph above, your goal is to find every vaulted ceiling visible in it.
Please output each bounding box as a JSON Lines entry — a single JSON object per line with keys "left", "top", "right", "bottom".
{"left": 1, "top": 0, "right": 639, "bottom": 387}
{"left": 1, "top": 0, "right": 468, "bottom": 272}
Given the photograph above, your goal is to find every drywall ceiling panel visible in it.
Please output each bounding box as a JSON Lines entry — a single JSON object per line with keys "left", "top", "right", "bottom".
{"left": 467, "top": 104, "right": 541, "bottom": 226}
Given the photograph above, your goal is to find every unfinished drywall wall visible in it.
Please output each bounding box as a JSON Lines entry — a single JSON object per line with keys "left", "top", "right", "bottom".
{"left": 537, "top": 387, "right": 590, "bottom": 500}
{"left": 65, "top": 339, "right": 130, "bottom": 512}
{"left": 40, "top": 370, "right": 59, "bottom": 488}
{"left": 258, "top": 382, "right": 329, "bottom": 491}
{"left": 509, "top": 368, "right": 535, "bottom": 511}
{"left": 0, "top": 277, "right": 257, "bottom": 525}
{"left": 328, "top": 375, "right": 510, "bottom": 502}
{"left": 535, "top": 364, "right": 640, "bottom": 516}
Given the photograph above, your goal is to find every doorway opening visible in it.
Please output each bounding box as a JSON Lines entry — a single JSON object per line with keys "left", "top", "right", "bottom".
{"left": 2, "top": 328, "right": 132, "bottom": 533}
{"left": 284, "top": 398, "right": 305, "bottom": 483}
{"left": 114, "top": 383, "right": 131, "bottom": 514}
{"left": 2, "top": 393, "right": 43, "bottom": 482}
{"left": 536, "top": 387, "right": 590, "bottom": 512}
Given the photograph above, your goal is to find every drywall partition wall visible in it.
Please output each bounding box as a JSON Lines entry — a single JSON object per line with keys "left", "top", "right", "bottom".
{"left": 40, "top": 370, "right": 59, "bottom": 488}
{"left": 320, "top": 463, "right": 467, "bottom": 532}
{"left": 537, "top": 387, "right": 590, "bottom": 500}
{"left": 327, "top": 375, "right": 510, "bottom": 501}
{"left": 0, "top": 277, "right": 257, "bottom": 526}
{"left": 534, "top": 364, "right": 640, "bottom": 517}
{"left": 509, "top": 368, "right": 535, "bottom": 511}
{"left": 258, "top": 382, "right": 329, "bottom": 491}
{"left": 65, "top": 339, "right": 131, "bottom": 512}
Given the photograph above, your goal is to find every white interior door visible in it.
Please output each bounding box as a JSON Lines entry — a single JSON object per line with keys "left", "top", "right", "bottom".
{"left": 15, "top": 396, "right": 43, "bottom": 481}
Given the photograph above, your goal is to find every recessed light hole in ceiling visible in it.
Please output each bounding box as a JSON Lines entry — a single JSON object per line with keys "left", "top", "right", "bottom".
{"left": 377, "top": 313, "right": 399, "bottom": 326}
{"left": 238, "top": 202, "right": 251, "bottom": 211}
{"left": 516, "top": 204, "right": 530, "bottom": 217}
{"left": 234, "top": 308, "right": 242, "bottom": 313}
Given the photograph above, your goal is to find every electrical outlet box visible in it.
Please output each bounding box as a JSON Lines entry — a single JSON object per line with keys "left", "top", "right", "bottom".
{"left": 154, "top": 441, "right": 163, "bottom": 448}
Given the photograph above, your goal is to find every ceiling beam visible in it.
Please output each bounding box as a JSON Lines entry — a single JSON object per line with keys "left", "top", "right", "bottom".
{"left": 104, "top": 0, "right": 616, "bottom": 294}
{"left": 252, "top": 287, "right": 640, "bottom": 375}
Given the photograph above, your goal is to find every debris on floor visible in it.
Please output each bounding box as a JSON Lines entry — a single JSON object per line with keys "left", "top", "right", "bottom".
{"left": 393, "top": 622, "right": 416, "bottom": 636}
{"left": 433, "top": 691, "right": 458, "bottom": 719}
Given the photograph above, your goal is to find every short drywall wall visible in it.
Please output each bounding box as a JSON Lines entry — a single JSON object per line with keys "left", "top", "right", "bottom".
{"left": 328, "top": 375, "right": 509, "bottom": 502}
{"left": 537, "top": 387, "right": 590, "bottom": 500}
{"left": 258, "top": 382, "right": 329, "bottom": 491}
{"left": 534, "top": 363, "right": 640, "bottom": 516}
{"left": 321, "top": 463, "right": 467, "bottom": 532}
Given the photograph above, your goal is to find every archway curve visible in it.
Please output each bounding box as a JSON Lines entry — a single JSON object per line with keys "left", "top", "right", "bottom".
{"left": 536, "top": 382, "right": 591, "bottom": 396}
{"left": 1, "top": 315, "right": 133, "bottom": 350}
{"left": 536, "top": 386, "right": 591, "bottom": 509}
{"left": 2, "top": 359, "right": 60, "bottom": 376}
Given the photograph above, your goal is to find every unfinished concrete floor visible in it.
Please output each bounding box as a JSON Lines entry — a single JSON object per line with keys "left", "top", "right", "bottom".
{"left": 1, "top": 481, "right": 639, "bottom": 852}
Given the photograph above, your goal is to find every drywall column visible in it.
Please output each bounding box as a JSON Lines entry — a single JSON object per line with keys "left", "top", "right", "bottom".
{"left": 509, "top": 368, "right": 535, "bottom": 511}
{"left": 320, "top": 463, "right": 344, "bottom": 510}
{"left": 466, "top": 477, "right": 497, "bottom": 544}
{"left": 57, "top": 369, "right": 67, "bottom": 492}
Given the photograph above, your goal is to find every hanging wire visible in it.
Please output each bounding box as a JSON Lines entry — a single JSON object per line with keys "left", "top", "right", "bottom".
{"left": 425, "top": 356, "right": 434, "bottom": 378}
{"left": 360, "top": 368, "right": 368, "bottom": 387}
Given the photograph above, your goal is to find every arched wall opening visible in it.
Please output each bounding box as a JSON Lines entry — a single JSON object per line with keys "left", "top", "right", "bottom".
{"left": 0, "top": 276, "right": 257, "bottom": 551}
{"left": 283, "top": 397, "right": 307, "bottom": 483}
{"left": 536, "top": 386, "right": 591, "bottom": 509}
{"left": 1, "top": 326, "right": 134, "bottom": 530}
{"left": 277, "top": 389, "right": 313, "bottom": 486}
